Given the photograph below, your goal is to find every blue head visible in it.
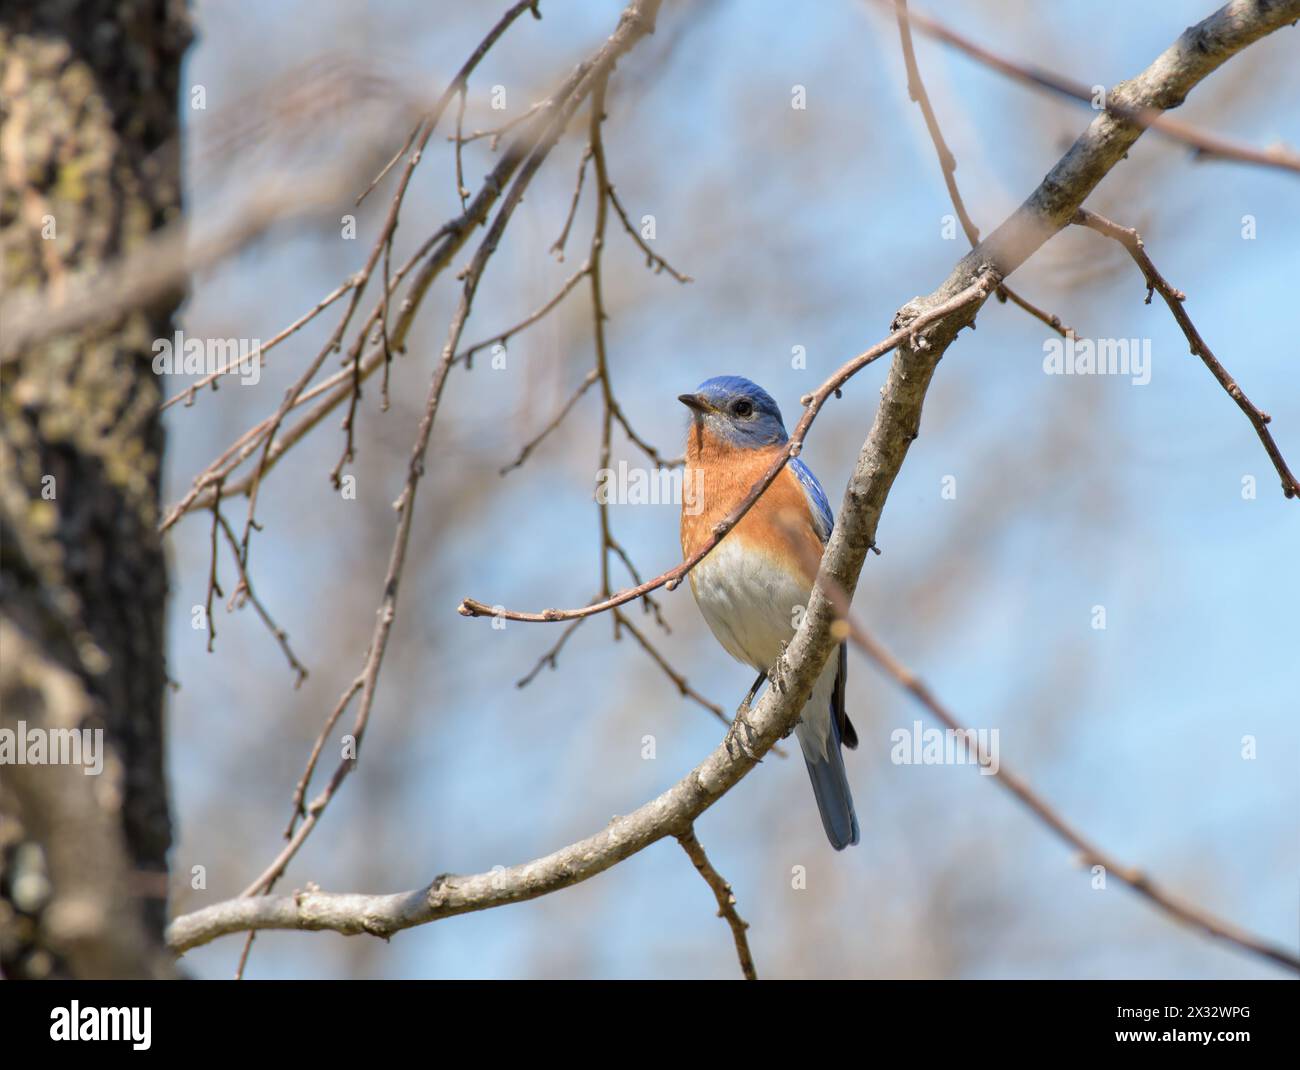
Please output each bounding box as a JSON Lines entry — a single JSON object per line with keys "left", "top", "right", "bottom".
{"left": 678, "top": 376, "right": 788, "bottom": 448}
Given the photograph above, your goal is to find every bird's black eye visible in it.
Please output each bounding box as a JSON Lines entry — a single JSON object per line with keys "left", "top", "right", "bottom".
{"left": 732, "top": 399, "right": 754, "bottom": 418}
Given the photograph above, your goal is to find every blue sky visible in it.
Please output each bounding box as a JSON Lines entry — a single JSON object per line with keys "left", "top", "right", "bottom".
{"left": 161, "top": 0, "right": 1298, "bottom": 978}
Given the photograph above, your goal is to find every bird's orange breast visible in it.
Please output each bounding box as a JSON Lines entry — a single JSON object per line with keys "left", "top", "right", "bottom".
{"left": 680, "top": 423, "right": 823, "bottom": 587}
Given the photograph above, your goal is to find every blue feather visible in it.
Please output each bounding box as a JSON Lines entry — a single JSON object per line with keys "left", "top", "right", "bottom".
{"left": 789, "top": 457, "right": 833, "bottom": 543}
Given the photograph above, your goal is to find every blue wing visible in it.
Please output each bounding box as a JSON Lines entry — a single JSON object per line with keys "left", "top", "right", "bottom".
{"left": 789, "top": 457, "right": 833, "bottom": 544}
{"left": 789, "top": 453, "right": 860, "bottom": 849}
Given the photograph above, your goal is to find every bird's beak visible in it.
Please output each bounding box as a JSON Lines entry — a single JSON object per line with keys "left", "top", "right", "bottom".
{"left": 678, "top": 393, "right": 712, "bottom": 415}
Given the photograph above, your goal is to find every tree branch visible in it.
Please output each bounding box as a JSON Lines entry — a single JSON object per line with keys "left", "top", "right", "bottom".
{"left": 880, "top": 0, "right": 1300, "bottom": 177}
{"left": 168, "top": 0, "right": 1299, "bottom": 966}
{"left": 676, "top": 826, "right": 756, "bottom": 980}
{"left": 805, "top": 560, "right": 1300, "bottom": 974}
{"left": 1073, "top": 208, "right": 1299, "bottom": 499}
{"left": 235, "top": 0, "right": 669, "bottom": 904}
{"left": 892, "top": 0, "right": 1076, "bottom": 340}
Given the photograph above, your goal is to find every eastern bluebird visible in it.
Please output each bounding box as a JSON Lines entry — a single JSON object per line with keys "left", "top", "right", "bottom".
{"left": 679, "top": 376, "right": 860, "bottom": 849}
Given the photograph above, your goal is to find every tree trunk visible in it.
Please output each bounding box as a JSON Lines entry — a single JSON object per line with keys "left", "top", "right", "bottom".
{"left": 0, "top": 0, "right": 189, "bottom": 979}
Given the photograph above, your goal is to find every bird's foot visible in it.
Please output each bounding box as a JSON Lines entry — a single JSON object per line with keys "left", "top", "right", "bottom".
{"left": 725, "top": 709, "right": 763, "bottom": 763}
{"left": 740, "top": 669, "right": 767, "bottom": 710}
{"left": 769, "top": 646, "right": 790, "bottom": 695}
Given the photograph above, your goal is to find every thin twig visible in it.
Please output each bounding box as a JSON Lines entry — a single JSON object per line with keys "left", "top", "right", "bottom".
{"left": 615, "top": 612, "right": 728, "bottom": 730}
{"left": 515, "top": 618, "right": 587, "bottom": 688}
{"left": 611, "top": 401, "right": 678, "bottom": 469}
{"left": 379, "top": 229, "right": 395, "bottom": 413}
{"left": 455, "top": 264, "right": 591, "bottom": 369}
{"left": 877, "top": 0, "right": 1300, "bottom": 177}
{"left": 1074, "top": 208, "right": 1299, "bottom": 499}
{"left": 215, "top": 513, "right": 309, "bottom": 687}
{"left": 238, "top": 0, "right": 668, "bottom": 901}
{"left": 677, "top": 825, "right": 756, "bottom": 980}
{"left": 806, "top": 555, "right": 1300, "bottom": 975}
{"left": 161, "top": 276, "right": 357, "bottom": 412}
{"left": 550, "top": 145, "right": 592, "bottom": 260}
{"left": 283, "top": 676, "right": 364, "bottom": 838}
{"left": 892, "top": 0, "right": 1075, "bottom": 340}
{"left": 234, "top": 932, "right": 255, "bottom": 980}
{"left": 499, "top": 368, "right": 600, "bottom": 475}
{"left": 454, "top": 86, "right": 470, "bottom": 209}
{"left": 607, "top": 534, "right": 669, "bottom": 632}
{"left": 457, "top": 99, "right": 548, "bottom": 151}
{"left": 606, "top": 183, "right": 693, "bottom": 282}
{"left": 204, "top": 482, "right": 224, "bottom": 653}
{"left": 588, "top": 75, "right": 619, "bottom": 625}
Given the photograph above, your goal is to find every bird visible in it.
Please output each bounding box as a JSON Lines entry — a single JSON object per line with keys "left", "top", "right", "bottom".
{"left": 678, "top": 375, "right": 859, "bottom": 849}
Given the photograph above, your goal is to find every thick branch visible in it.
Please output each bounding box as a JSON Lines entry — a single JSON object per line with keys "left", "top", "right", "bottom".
{"left": 951, "top": 0, "right": 1300, "bottom": 287}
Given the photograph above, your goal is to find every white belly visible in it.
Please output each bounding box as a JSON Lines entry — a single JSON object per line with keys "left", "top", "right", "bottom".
{"left": 690, "top": 538, "right": 838, "bottom": 759}
{"left": 690, "top": 539, "right": 810, "bottom": 673}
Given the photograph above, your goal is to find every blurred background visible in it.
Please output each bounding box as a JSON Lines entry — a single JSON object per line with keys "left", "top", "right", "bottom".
{"left": 161, "top": 0, "right": 1299, "bottom": 978}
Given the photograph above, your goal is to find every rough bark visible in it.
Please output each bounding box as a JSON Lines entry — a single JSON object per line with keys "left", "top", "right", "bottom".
{"left": 0, "top": 0, "right": 189, "bottom": 979}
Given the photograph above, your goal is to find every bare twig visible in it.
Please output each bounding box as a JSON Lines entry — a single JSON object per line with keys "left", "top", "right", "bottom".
{"left": 204, "top": 482, "right": 224, "bottom": 654}
{"left": 499, "top": 368, "right": 600, "bottom": 475}
{"left": 234, "top": 932, "right": 256, "bottom": 980}
{"left": 454, "top": 86, "right": 470, "bottom": 208}
{"left": 1074, "top": 208, "right": 1299, "bottom": 499}
{"left": 606, "top": 183, "right": 693, "bottom": 282}
{"left": 588, "top": 75, "right": 620, "bottom": 622}
{"left": 236, "top": 0, "right": 670, "bottom": 902}
{"left": 879, "top": 0, "right": 1300, "bottom": 177}
{"left": 550, "top": 145, "right": 593, "bottom": 259}
{"left": 455, "top": 264, "right": 591, "bottom": 369}
{"left": 611, "top": 402, "right": 679, "bottom": 469}
{"left": 615, "top": 611, "right": 728, "bottom": 730}
{"left": 677, "top": 826, "right": 756, "bottom": 980}
{"left": 515, "top": 618, "right": 587, "bottom": 687}
{"left": 892, "top": 0, "right": 1075, "bottom": 340}
{"left": 805, "top": 556, "right": 1300, "bottom": 975}
{"left": 214, "top": 514, "right": 309, "bottom": 687}
{"left": 161, "top": 277, "right": 357, "bottom": 412}
{"left": 284, "top": 677, "right": 364, "bottom": 838}
{"left": 458, "top": 99, "right": 548, "bottom": 151}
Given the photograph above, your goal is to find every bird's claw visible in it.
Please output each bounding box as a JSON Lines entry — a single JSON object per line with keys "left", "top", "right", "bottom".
{"left": 725, "top": 710, "right": 763, "bottom": 763}
{"left": 769, "top": 651, "right": 789, "bottom": 695}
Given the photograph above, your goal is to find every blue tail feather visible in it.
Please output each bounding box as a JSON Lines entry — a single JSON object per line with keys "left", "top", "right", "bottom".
{"left": 802, "top": 743, "right": 860, "bottom": 850}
